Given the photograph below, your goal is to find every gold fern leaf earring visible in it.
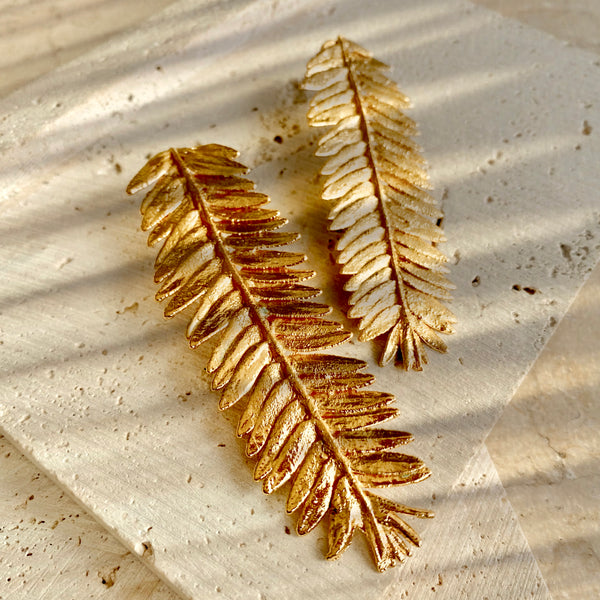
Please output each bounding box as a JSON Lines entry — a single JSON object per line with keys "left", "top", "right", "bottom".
{"left": 302, "top": 38, "right": 456, "bottom": 370}
{"left": 126, "top": 144, "right": 434, "bottom": 571}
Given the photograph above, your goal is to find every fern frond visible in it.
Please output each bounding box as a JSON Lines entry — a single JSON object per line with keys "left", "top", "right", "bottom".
{"left": 303, "top": 38, "right": 456, "bottom": 370}
{"left": 127, "top": 144, "right": 433, "bottom": 571}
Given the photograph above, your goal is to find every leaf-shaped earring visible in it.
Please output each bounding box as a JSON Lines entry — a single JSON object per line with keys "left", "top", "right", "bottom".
{"left": 126, "top": 144, "right": 434, "bottom": 571}
{"left": 303, "top": 38, "right": 456, "bottom": 370}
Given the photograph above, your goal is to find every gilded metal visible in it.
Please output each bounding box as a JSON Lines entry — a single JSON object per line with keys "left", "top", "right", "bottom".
{"left": 303, "top": 38, "right": 456, "bottom": 370}
{"left": 127, "top": 143, "right": 433, "bottom": 571}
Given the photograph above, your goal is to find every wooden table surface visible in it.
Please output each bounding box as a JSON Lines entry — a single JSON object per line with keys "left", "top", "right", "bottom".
{"left": 1, "top": 1, "right": 598, "bottom": 599}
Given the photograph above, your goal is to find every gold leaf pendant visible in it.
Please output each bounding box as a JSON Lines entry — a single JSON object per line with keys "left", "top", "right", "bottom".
{"left": 127, "top": 144, "right": 433, "bottom": 571}
{"left": 303, "top": 38, "right": 456, "bottom": 370}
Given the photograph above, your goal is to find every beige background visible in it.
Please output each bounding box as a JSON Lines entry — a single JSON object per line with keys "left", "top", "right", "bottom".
{"left": 0, "top": 1, "right": 598, "bottom": 599}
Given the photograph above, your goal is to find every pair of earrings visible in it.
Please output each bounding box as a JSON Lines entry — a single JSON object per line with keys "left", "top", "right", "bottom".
{"left": 126, "top": 38, "right": 454, "bottom": 572}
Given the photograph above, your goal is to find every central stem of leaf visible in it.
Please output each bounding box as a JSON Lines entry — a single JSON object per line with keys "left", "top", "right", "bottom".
{"left": 339, "top": 37, "right": 413, "bottom": 365}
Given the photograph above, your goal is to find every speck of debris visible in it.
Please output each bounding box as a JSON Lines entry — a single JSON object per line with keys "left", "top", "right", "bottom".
{"left": 284, "top": 526, "right": 291, "bottom": 535}
{"left": 252, "top": 107, "right": 258, "bottom": 112}
{"left": 471, "top": 276, "right": 480, "bottom": 287}
{"left": 582, "top": 120, "right": 592, "bottom": 135}
{"left": 114, "top": 163, "right": 122, "bottom": 174}
{"left": 100, "top": 565, "right": 120, "bottom": 587}
{"left": 217, "top": 443, "right": 226, "bottom": 448}
{"left": 486, "top": 195, "right": 494, "bottom": 203}
{"left": 560, "top": 243, "right": 572, "bottom": 261}
{"left": 273, "top": 135, "right": 283, "bottom": 144}
{"left": 512, "top": 284, "right": 521, "bottom": 291}
{"left": 155, "top": 65, "right": 162, "bottom": 71}
{"left": 523, "top": 286, "right": 537, "bottom": 295}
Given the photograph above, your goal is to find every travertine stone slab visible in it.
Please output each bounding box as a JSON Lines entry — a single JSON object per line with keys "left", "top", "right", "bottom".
{"left": 0, "top": 436, "right": 178, "bottom": 600}
{"left": 0, "top": 0, "right": 598, "bottom": 597}
{"left": 0, "top": 434, "right": 549, "bottom": 600}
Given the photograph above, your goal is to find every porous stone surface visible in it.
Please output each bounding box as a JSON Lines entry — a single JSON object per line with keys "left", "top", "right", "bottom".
{"left": 486, "top": 265, "right": 600, "bottom": 598}
{"left": 0, "top": 0, "right": 598, "bottom": 598}
{"left": 0, "top": 435, "right": 177, "bottom": 600}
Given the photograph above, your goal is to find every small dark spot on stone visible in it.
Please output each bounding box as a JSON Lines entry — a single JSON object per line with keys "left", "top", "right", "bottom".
{"left": 575, "top": 144, "right": 582, "bottom": 150}
{"left": 209, "top": 123, "right": 217, "bottom": 129}
{"left": 114, "top": 163, "right": 122, "bottom": 174}
{"left": 284, "top": 526, "right": 291, "bottom": 535}
{"left": 458, "top": 357, "right": 464, "bottom": 365}
{"left": 512, "top": 284, "right": 521, "bottom": 291}
{"left": 523, "top": 286, "right": 537, "bottom": 295}
{"left": 217, "top": 443, "right": 226, "bottom": 448}
{"left": 252, "top": 106, "right": 258, "bottom": 112}
{"left": 471, "top": 276, "right": 480, "bottom": 287}
{"left": 273, "top": 135, "right": 283, "bottom": 144}
{"left": 155, "top": 65, "right": 162, "bottom": 71}
{"left": 582, "top": 120, "right": 592, "bottom": 135}
{"left": 128, "top": 94, "right": 134, "bottom": 102}
{"left": 486, "top": 196, "right": 494, "bottom": 203}
{"left": 549, "top": 316, "right": 557, "bottom": 327}
{"left": 560, "top": 243, "right": 572, "bottom": 261}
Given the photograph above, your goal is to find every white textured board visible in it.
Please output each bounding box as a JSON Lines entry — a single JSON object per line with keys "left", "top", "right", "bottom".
{"left": 0, "top": 428, "right": 548, "bottom": 600}
{"left": 0, "top": 434, "right": 549, "bottom": 600}
{"left": 0, "top": 436, "right": 178, "bottom": 600}
{"left": 0, "top": 0, "right": 598, "bottom": 597}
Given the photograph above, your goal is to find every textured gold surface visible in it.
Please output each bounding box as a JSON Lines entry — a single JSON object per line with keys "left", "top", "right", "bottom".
{"left": 127, "top": 144, "right": 433, "bottom": 571}
{"left": 304, "top": 38, "right": 456, "bottom": 369}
